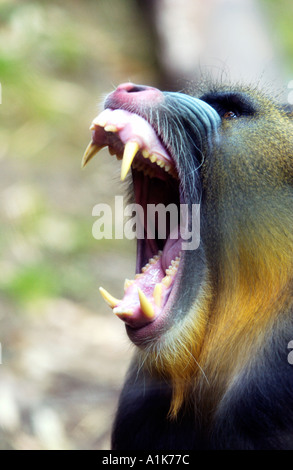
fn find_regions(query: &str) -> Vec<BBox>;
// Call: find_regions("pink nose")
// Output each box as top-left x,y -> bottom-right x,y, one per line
105,82 -> 164,109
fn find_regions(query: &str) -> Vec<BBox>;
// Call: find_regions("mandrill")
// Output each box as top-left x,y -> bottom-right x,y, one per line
82,82 -> 293,450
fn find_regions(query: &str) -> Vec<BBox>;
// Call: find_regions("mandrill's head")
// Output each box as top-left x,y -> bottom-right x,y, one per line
83,82 -> 293,415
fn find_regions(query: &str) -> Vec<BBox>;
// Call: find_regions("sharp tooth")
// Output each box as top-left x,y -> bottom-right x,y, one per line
153,283 -> 162,307
99,287 -> 121,308
138,288 -> 155,319
150,155 -> 157,163
121,141 -> 140,181
82,141 -> 104,168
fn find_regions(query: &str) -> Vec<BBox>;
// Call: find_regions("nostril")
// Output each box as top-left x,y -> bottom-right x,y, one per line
116,83 -> 151,94
105,83 -> 164,109
127,85 -> 149,93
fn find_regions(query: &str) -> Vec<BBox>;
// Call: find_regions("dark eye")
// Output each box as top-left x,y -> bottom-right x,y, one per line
223,111 -> 238,119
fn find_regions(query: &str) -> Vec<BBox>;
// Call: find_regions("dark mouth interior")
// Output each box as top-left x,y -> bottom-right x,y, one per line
132,167 -> 181,272
85,108 -> 183,330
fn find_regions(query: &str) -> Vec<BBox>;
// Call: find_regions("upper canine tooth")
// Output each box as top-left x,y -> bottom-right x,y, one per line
121,141 -> 140,181
82,141 -> 105,168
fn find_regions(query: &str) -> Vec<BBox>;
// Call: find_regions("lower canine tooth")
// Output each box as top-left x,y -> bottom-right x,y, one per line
138,288 -> 155,319
99,287 -> 121,308
153,283 -> 162,307
121,141 -> 140,181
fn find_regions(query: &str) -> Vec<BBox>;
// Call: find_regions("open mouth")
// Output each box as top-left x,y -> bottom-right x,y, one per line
82,85 -> 186,344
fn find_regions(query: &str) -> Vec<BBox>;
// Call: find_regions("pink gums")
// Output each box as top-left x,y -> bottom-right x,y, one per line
114,257 -> 174,328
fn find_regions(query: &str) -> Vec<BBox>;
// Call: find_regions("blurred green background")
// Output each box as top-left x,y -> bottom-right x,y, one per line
0,0 -> 292,450
0,0 -> 159,450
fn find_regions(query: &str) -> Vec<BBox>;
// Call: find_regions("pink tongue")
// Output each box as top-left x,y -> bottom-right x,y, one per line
114,257 -> 173,328
161,226 -> 182,272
